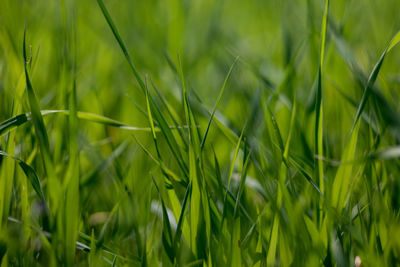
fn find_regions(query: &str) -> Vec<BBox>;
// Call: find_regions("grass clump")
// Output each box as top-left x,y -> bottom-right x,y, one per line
1,0 -> 400,266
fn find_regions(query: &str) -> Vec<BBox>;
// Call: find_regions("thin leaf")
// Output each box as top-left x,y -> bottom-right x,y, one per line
0,151 -> 48,214
351,30 -> 400,132
0,109 -> 195,137
23,25 -> 59,213
152,176 -> 175,263
96,0 -> 145,92
200,57 -> 238,151
173,182 -> 191,248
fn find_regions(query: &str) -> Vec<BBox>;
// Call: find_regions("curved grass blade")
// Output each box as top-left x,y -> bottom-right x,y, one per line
173,182 -> 191,249
320,0 -> 329,68
331,24 -> 400,136
0,107 -> 16,229
152,176 -> 175,263
288,157 -> 323,196
200,57 -> 238,151
266,215 -> 279,265
283,100 -> 296,162
262,102 -> 284,152
233,152 -> 251,218
96,202 -> 119,249
145,84 -> 157,141
64,26 -> 80,263
0,113 -> 30,137
23,25 -> 60,213
151,81 -> 188,149
145,80 -> 185,188
78,231 -> 139,263
97,0 -> 189,176
351,30 -> 400,132
96,0 -> 145,92
263,99 -> 323,196
221,123 -> 246,227
80,141 -> 129,186
331,121 -> 360,210
131,134 -> 185,184
315,0 -> 329,196
0,151 -> 48,214
0,109 -> 196,137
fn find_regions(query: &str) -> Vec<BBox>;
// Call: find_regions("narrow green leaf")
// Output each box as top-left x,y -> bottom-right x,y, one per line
97,202 -> 119,249
0,151 -> 49,214
80,141 -> 129,186
233,152 -> 251,218
23,26 -> 60,213
96,0 -> 145,92
221,123 -> 246,226
64,74 -> 80,265
315,0 -> 329,196
266,215 -> 279,266
152,177 -> 175,263
0,109 -> 196,137
189,141 -> 201,257
145,84 -> 157,140
387,30 -> 400,52
283,100 -> 296,161
320,0 -> 329,67
151,81 -> 188,148
200,57 -> 238,151
173,182 -> 191,248
97,0 -> 189,177
331,121 -> 360,210
352,30 -> 400,131
231,217 -> 242,267
132,135 -> 184,184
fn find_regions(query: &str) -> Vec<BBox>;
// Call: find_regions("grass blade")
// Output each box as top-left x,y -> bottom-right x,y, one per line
96,0 -> 145,92
200,57 -> 238,151
0,109 -> 195,137
351,31 -> 400,132
173,182 -> 191,249
23,26 -> 60,215
315,0 -> 329,197
152,176 -> 174,263
0,151 -> 49,215
64,75 -> 80,265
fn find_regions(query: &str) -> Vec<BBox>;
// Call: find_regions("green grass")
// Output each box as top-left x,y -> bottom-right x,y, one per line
1,0 -> 400,266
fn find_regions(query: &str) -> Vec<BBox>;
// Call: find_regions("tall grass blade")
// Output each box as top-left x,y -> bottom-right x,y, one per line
0,151 -> 49,215
96,0 -> 145,92
351,31 -> 400,132
23,26 -> 60,214
315,0 -> 329,196
200,57 -> 238,151
152,177 -> 174,263
64,76 -> 79,264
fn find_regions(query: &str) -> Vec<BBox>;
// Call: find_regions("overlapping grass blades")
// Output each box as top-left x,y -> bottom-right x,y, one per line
0,151 -> 47,211
315,0 -> 329,198
351,30 -> 400,132
23,26 -> 60,216
0,110 -> 155,137
1,0 -> 399,265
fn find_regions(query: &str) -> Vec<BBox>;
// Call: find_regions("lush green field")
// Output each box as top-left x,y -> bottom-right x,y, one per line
1,0 -> 400,266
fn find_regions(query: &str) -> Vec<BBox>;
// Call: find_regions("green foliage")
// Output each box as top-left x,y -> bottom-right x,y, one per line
1,0 -> 400,265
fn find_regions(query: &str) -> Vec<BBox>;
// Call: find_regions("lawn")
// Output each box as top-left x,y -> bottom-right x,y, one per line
1,0 -> 400,266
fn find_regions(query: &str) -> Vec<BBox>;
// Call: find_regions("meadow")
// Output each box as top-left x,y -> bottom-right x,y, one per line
1,0 -> 400,266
